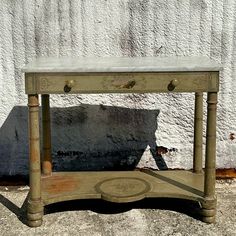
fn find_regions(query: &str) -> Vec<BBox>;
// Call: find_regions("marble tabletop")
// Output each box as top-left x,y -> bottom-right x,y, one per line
23,56 -> 222,73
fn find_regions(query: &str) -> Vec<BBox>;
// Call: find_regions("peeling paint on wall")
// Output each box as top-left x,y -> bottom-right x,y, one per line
229,133 -> 235,141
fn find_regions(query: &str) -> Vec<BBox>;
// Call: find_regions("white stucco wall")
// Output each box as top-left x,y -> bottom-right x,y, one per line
0,0 -> 235,176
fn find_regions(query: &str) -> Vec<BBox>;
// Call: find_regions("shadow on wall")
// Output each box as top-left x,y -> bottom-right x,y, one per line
0,104 -> 166,176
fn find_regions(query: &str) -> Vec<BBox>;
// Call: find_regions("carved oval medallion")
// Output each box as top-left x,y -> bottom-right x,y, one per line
95,177 -> 151,202
39,77 -> 49,91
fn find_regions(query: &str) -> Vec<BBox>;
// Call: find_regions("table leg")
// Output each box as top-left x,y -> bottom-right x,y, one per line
193,92 -> 203,173
201,92 -> 217,223
42,94 -> 52,175
27,94 -> 43,227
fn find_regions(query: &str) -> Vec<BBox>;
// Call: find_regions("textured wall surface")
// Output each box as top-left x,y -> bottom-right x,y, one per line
0,0 -> 236,176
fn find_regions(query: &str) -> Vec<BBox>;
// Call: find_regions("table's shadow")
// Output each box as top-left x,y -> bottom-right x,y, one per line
45,198 -> 201,221
0,192 -> 201,226
0,104 -> 170,174
51,104 -> 168,171
0,192 -> 28,225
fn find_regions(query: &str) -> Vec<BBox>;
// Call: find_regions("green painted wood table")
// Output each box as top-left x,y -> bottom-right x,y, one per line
23,57 -> 221,227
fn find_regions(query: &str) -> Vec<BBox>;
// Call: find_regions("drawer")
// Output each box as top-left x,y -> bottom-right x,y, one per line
25,72 -> 219,94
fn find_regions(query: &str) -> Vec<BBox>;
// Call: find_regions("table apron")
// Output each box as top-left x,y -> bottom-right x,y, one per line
25,72 -> 219,94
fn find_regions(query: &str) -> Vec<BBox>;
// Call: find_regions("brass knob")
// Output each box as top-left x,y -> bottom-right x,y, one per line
171,79 -> 179,87
67,79 -> 75,88
168,79 -> 179,91
64,80 -> 75,93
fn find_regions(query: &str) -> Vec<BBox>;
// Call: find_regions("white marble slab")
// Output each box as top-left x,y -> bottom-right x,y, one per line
23,56 -> 222,73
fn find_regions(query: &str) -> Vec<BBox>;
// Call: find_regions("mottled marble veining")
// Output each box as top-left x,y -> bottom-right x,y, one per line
23,57 -> 221,73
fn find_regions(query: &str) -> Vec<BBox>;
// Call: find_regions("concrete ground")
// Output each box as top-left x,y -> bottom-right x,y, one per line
0,180 -> 236,236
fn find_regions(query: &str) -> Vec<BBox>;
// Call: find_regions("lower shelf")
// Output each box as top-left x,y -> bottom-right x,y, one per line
41,170 -> 205,205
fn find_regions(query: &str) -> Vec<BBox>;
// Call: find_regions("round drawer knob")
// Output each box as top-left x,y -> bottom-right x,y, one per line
168,79 -> 179,91
171,79 -> 179,87
67,79 -> 75,88
64,80 -> 75,93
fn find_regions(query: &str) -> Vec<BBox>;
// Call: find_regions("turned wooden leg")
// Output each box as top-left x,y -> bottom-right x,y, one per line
193,92 -> 203,173
201,92 -> 217,223
28,94 -> 43,227
42,94 -> 52,175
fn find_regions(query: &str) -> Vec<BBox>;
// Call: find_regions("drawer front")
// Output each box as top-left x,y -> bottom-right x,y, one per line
25,72 -> 219,94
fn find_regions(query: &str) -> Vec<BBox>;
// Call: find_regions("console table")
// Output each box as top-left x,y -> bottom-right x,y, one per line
23,57 -> 221,227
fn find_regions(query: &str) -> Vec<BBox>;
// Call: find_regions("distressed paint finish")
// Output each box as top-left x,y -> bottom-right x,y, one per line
41,170 -> 205,205
24,58 -> 220,226
25,71 -> 218,94
27,94 -> 43,227
204,92 -> 218,198
42,94 -> 52,175
201,92 -> 218,223
193,92 -> 203,173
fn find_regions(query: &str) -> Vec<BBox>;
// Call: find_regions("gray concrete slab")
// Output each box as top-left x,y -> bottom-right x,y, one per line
0,180 -> 236,236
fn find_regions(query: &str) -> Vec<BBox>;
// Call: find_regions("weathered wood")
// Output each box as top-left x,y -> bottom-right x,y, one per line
193,92 -> 203,173
41,170 -> 205,205
24,57 -> 220,226
203,91 -> 218,223
25,72 -> 219,94
42,94 -> 52,175
27,95 -> 43,227
204,92 -> 217,197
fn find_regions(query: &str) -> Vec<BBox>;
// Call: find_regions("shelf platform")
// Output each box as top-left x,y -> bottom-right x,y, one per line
41,170 -> 205,205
